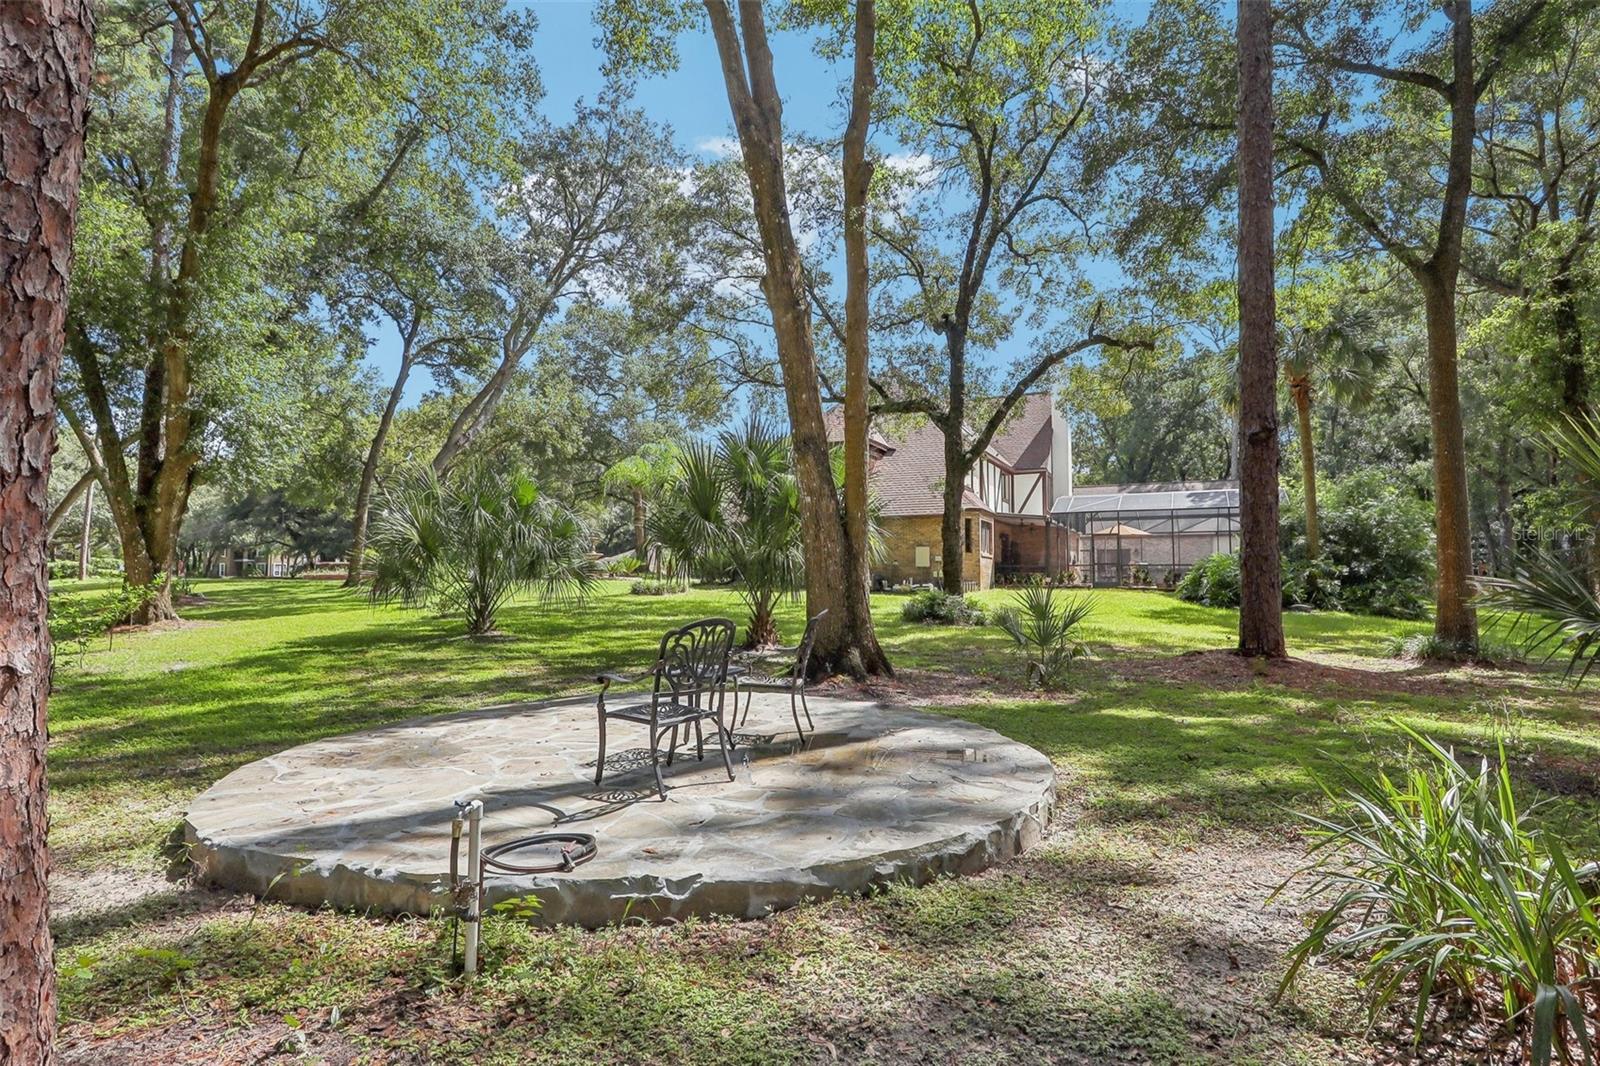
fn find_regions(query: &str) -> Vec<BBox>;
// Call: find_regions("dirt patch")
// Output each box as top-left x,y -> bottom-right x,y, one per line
1104,648 -> 1548,702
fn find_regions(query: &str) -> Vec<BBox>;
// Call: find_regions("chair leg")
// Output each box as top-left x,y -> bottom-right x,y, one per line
789,688 -> 805,739
713,712 -> 734,781
694,717 -> 705,761
740,686 -> 753,727
594,708 -> 607,786
649,724 -> 668,800
799,685 -> 814,730
666,723 -> 678,766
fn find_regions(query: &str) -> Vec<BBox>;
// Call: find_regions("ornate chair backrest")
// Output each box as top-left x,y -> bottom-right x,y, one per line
791,610 -> 829,681
653,618 -> 735,705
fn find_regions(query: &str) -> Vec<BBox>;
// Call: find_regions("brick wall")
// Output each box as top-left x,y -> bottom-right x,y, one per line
877,510 -> 997,589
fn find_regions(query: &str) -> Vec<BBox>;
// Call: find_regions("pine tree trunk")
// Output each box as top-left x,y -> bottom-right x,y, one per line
0,3 -> 93,1061
1293,381 -> 1319,559
1235,0 -> 1285,658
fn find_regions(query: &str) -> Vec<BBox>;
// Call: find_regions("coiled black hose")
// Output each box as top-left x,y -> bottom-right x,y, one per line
481,832 -> 598,874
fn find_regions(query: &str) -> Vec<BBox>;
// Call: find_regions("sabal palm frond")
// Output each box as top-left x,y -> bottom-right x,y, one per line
1480,552 -> 1600,684
998,581 -> 1096,689
649,417 -> 805,645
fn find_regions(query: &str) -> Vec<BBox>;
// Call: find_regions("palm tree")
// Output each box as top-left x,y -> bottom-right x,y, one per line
1283,312 -> 1390,559
600,441 -> 682,568
367,462 -> 598,635
650,419 -> 804,646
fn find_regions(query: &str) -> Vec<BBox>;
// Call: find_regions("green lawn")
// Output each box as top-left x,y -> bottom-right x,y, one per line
47,579 -> 1600,1064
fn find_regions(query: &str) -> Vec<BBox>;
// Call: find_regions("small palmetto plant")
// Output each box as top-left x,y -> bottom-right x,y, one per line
1478,412 -> 1600,685
367,462 -> 598,635
1480,550 -> 1600,685
996,580 -> 1096,689
1277,725 -> 1600,1065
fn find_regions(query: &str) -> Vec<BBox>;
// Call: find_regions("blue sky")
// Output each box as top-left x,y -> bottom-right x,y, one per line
363,1 -> 854,405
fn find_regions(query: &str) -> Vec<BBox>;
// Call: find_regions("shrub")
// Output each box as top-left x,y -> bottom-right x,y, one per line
1282,470 -> 1434,619
1282,556 -> 1343,611
629,578 -> 683,596
603,553 -> 644,576
900,588 -> 987,626
49,580 -> 164,665
996,581 -> 1096,689
1175,552 -> 1241,607
1276,726 -> 1600,1062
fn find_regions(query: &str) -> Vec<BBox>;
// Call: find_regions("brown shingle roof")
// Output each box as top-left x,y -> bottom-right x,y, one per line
989,391 -> 1055,470
824,394 -> 1055,517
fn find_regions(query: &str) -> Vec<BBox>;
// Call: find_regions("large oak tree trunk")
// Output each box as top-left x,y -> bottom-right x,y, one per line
941,429 -> 967,594
1420,274 -> 1478,647
838,0 -> 890,674
1235,0 -> 1285,658
704,0 -> 887,677
0,2 -> 93,1060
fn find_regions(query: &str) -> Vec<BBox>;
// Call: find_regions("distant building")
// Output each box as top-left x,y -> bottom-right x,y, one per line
1051,482 -> 1240,588
831,391 -> 1241,591
831,391 -> 1074,591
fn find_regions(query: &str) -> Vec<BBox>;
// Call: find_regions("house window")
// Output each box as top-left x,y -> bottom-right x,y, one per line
915,545 -> 931,568
980,520 -> 993,556
964,518 -> 973,553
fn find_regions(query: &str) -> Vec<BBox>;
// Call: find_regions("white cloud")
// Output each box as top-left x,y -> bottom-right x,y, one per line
695,135 -> 740,157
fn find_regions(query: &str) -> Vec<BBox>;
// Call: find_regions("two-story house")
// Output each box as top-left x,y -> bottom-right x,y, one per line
836,391 -> 1075,591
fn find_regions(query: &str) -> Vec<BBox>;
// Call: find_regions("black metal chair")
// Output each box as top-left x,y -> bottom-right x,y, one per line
595,618 -> 736,801
730,610 -> 827,740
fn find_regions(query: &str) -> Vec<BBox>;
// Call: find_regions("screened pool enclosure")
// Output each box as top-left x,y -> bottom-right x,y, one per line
1051,482 -> 1240,588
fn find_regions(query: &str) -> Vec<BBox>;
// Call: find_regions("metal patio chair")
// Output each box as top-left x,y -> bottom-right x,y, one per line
594,617 -> 736,800
729,610 -> 827,741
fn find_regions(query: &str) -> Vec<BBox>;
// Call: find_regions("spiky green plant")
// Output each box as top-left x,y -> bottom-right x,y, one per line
1480,553 -> 1600,683
1277,726 -> 1600,1064
367,462 -> 598,635
649,418 -> 804,646
996,581 -> 1096,689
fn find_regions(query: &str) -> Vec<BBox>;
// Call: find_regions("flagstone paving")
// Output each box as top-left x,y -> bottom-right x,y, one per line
184,692 -> 1057,925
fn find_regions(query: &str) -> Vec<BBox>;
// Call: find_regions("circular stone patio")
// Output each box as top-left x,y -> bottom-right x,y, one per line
183,692 -> 1057,926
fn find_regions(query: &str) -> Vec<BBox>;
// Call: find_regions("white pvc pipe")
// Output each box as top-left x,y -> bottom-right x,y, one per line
463,800 -> 483,976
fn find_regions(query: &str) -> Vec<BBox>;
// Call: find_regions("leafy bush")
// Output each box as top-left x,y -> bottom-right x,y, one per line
603,553 -> 644,576
1282,470 -> 1434,619
1277,726 -> 1600,1062
1175,552 -> 1241,607
996,581 -> 1096,689
629,578 -> 683,596
900,588 -> 987,626
1281,556 -> 1343,611
49,580 -> 164,665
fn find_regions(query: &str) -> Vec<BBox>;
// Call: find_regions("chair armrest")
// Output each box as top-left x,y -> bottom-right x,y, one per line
596,662 -> 663,706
